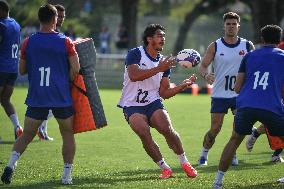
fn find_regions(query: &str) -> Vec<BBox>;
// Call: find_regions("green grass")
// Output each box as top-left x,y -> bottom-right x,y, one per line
0,88 -> 283,189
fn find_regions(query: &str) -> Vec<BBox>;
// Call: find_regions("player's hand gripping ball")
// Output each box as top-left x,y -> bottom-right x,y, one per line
176,49 -> 201,68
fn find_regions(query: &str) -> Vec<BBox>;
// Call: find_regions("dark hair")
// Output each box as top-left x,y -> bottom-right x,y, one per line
261,25 -> 282,44
0,0 -> 9,16
223,12 -> 240,23
142,24 -> 165,46
54,4 -> 65,12
38,4 -> 57,24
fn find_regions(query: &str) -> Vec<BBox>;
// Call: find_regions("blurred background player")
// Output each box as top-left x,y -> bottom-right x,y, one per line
213,24 -> 284,188
246,124 -> 283,162
37,4 -> 66,141
1,4 -> 80,185
118,24 -> 197,179
198,12 -> 254,166
0,0 -> 23,140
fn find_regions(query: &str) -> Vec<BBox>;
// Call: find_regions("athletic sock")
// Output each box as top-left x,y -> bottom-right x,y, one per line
7,151 -> 20,169
178,152 -> 189,164
201,147 -> 209,159
252,129 -> 260,138
9,114 -> 20,129
214,170 -> 225,186
156,158 -> 171,170
63,163 -> 73,178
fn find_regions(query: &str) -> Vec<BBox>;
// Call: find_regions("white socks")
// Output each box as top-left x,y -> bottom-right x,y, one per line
201,147 -> 209,159
8,151 -> 20,169
156,158 -> 171,170
63,163 -> 73,178
39,120 -> 48,132
214,170 -> 225,186
178,152 -> 189,164
9,114 -> 20,129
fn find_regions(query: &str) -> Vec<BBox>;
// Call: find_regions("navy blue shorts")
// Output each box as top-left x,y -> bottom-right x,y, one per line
25,106 -> 74,120
123,99 -> 164,122
0,72 -> 18,87
234,108 -> 284,136
211,97 -> 236,114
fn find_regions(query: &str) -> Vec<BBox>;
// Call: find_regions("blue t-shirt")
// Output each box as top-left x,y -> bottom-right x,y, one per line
237,46 -> 284,115
24,32 -> 72,107
0,17 -> 21,73
125,46 -> 171,77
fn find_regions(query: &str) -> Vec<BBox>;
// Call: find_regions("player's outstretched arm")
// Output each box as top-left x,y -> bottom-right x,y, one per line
198,42 -> 215,84
127,56 -> 176,82
159,74 -> 197,99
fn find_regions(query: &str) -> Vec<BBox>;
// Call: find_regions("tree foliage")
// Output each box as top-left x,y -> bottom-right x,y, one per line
173,0 -> 284,54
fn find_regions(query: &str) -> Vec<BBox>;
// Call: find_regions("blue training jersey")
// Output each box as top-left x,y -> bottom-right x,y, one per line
24,32 -> 72,107
237,46 -> 284,115
0,17 -> 21,73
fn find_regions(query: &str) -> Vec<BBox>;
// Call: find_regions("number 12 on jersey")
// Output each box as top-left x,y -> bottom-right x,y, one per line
253,71 -> 269,90
39,67 -> 50,86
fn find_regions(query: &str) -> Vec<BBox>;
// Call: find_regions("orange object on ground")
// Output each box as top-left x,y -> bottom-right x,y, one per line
191,84 -> 199,96
265,127 -> 284,150
207,84 -> 213,95
71,74 -> 96,134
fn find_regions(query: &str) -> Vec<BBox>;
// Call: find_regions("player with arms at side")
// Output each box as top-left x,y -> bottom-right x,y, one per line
1,4 -> 80,185
118,24 -> 197,179
37,4 -> 66,141
213,25 -> 284,188
0,0 -> 23,141
198,12 -> 254,166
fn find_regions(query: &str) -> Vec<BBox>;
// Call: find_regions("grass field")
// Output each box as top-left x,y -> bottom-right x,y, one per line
0,87 -> 283,189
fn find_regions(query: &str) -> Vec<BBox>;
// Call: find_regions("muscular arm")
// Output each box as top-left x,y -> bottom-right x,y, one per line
198,42 -> 215,84
234,72 -> 245,94
159,75 -> 197,99
128,56 -> 175,82
68,54 -> 80,81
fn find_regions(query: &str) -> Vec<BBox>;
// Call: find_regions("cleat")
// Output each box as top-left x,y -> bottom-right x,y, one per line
198,156 -> 207,166
213,183 -> 223,189
231,155 -> 238,166
246,127 -> 257,152
182,162 -> 197,178
159,169 -> 173,179
1,166 -> 13,184
277,177 -> 284,183
14,126 -> 23,140
271,155 -> 284,163
62,175 -> 73,185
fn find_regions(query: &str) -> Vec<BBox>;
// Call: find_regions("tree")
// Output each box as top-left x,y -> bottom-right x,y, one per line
173,0 -> 284,54
119,0 -> 139,48
245,0 -> 284,43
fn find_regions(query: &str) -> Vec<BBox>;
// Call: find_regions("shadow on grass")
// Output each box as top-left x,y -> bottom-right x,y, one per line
233,182 -> 284,189
192,160 -> 266,173
0,168 -> 168,189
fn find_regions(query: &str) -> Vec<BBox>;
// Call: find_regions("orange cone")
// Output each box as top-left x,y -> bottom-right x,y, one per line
191,84 -> 199,96
207,84 -> 213,95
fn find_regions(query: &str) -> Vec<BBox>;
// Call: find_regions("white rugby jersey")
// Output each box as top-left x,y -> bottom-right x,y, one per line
118,46 -> 166,108
212,37 -> 250,98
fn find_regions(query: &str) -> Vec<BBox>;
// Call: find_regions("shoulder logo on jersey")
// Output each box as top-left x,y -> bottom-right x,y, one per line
239,50 -> 245,56
220,53 -> 224,56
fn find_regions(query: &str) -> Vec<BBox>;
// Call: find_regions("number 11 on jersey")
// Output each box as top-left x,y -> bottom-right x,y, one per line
39,67 -> 50,87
